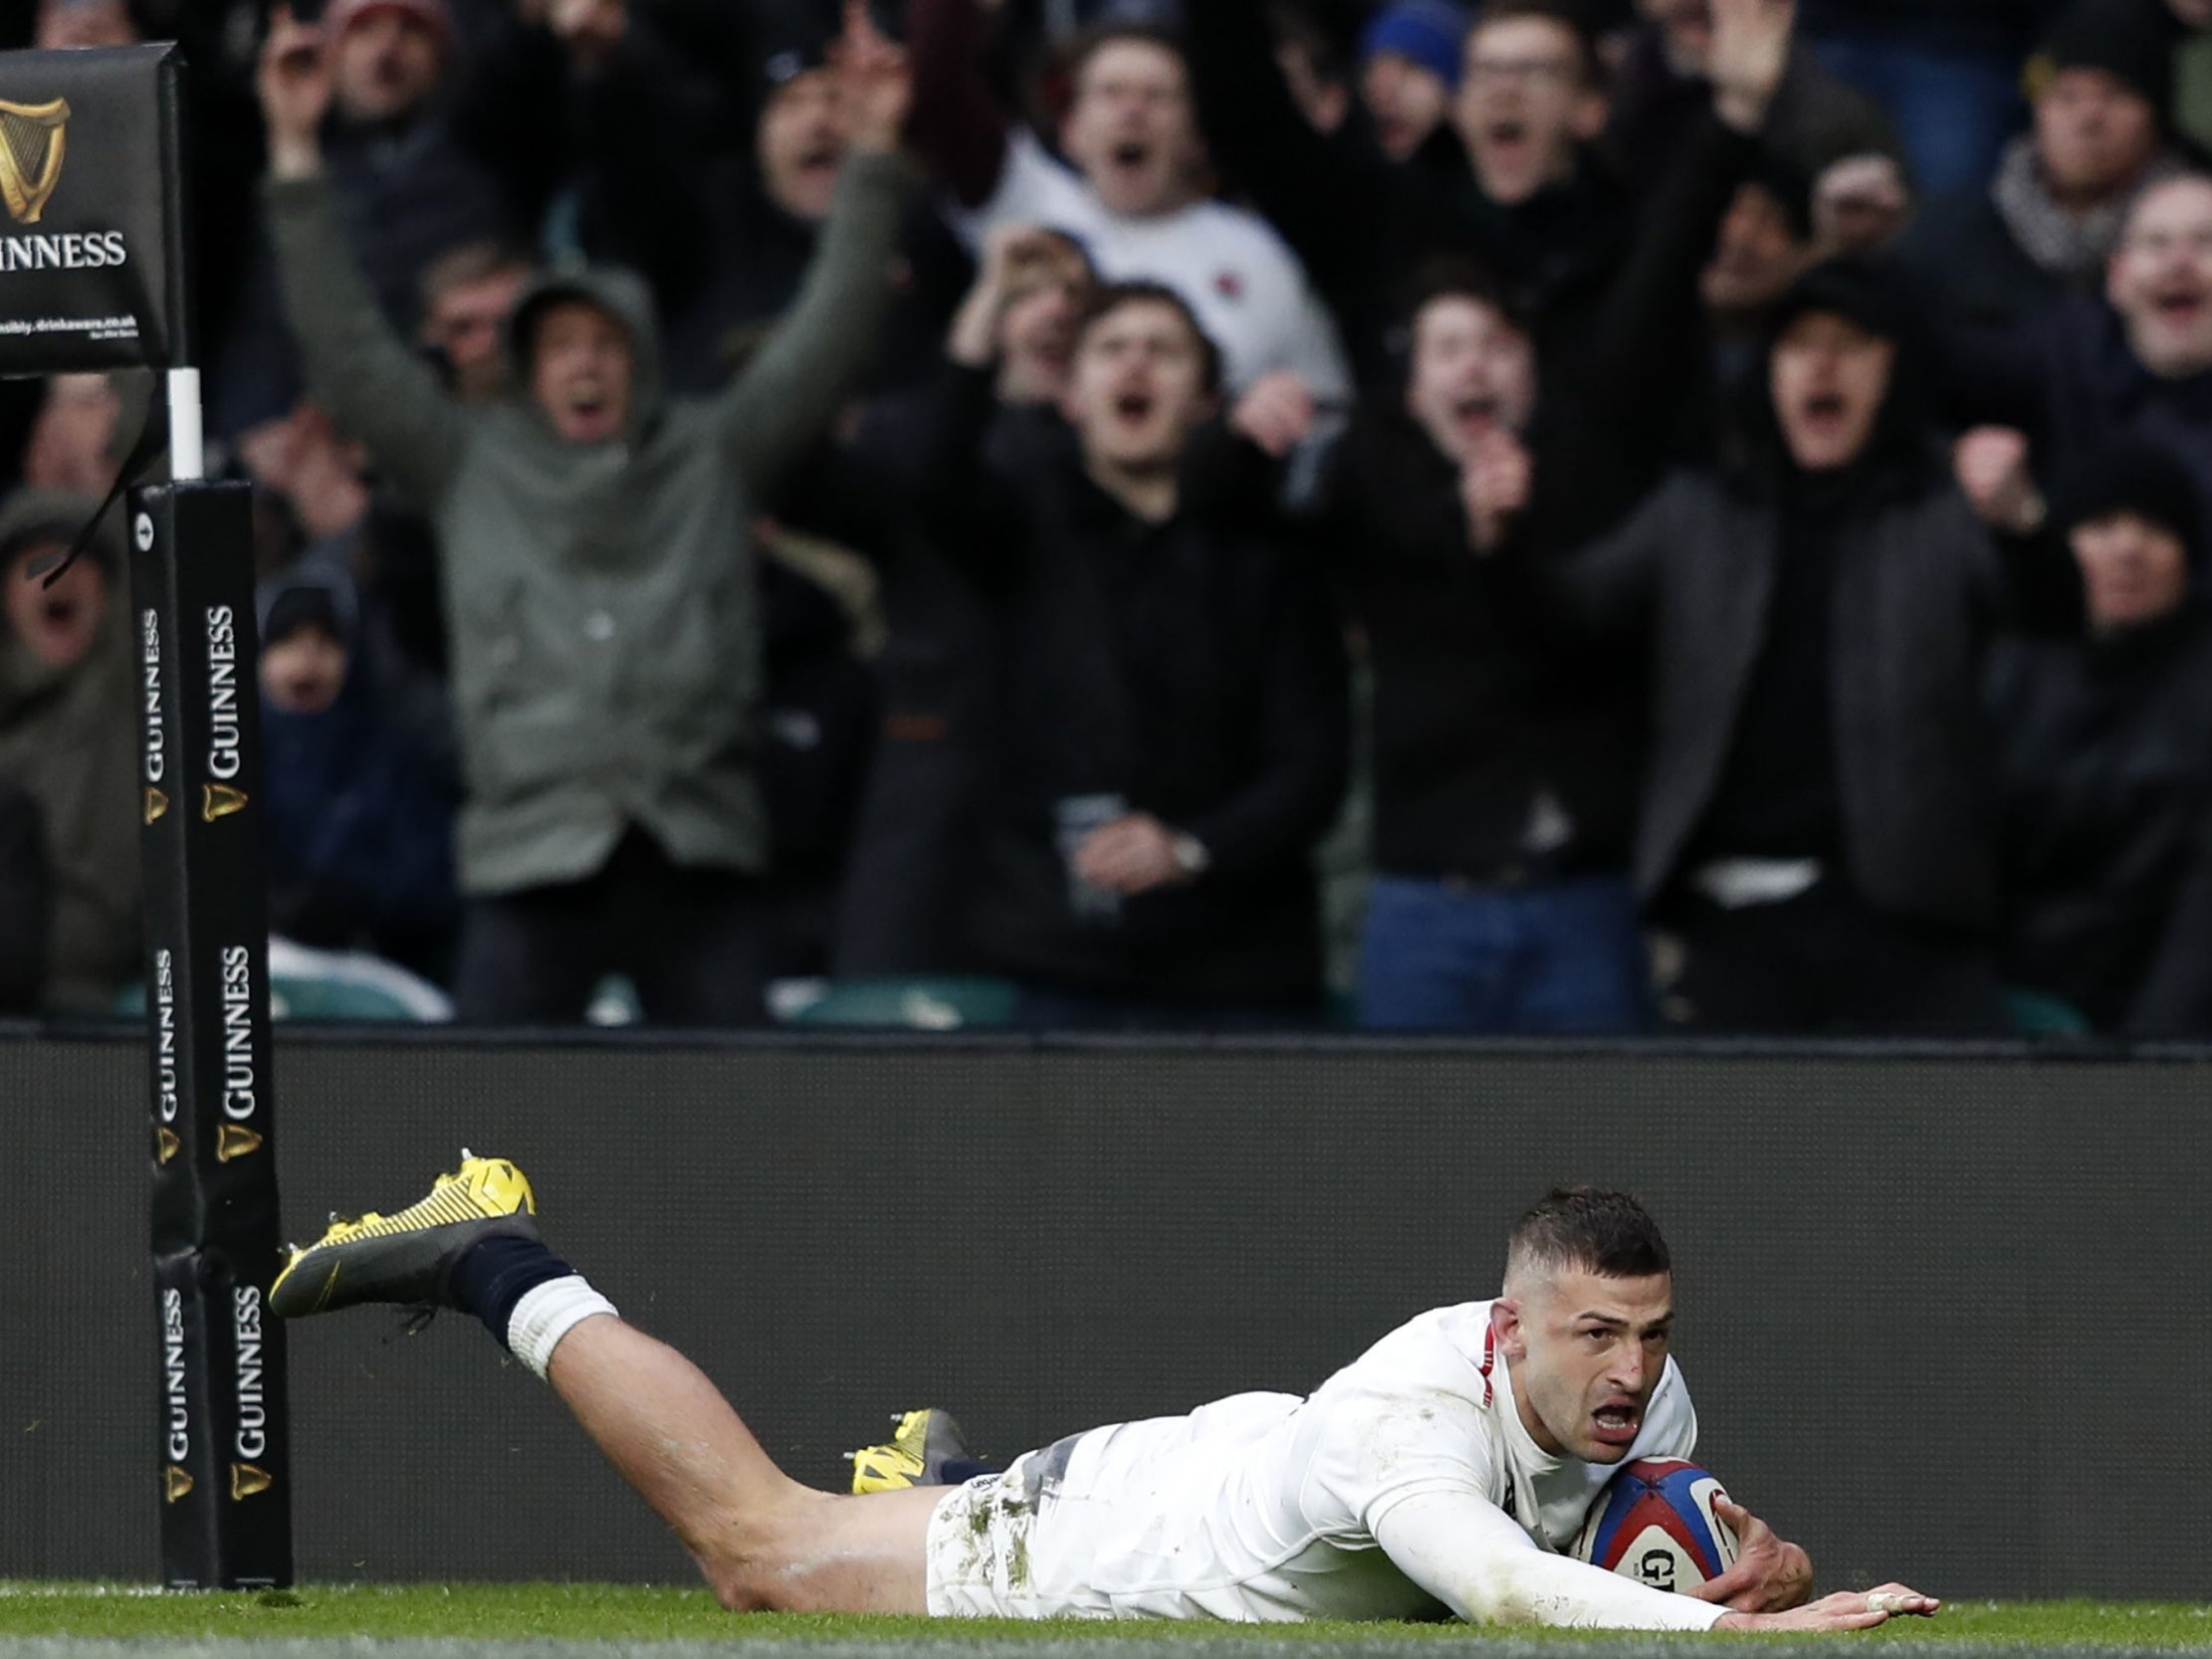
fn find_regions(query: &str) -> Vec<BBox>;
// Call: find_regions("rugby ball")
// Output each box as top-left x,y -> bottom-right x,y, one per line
1570,1458 -> 1738,1593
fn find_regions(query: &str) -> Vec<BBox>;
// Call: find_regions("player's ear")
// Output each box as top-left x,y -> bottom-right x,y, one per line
1491,1297 -> 1526,1360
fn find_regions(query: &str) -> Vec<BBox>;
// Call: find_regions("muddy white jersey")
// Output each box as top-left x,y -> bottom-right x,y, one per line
925,1299 -> 1724,1628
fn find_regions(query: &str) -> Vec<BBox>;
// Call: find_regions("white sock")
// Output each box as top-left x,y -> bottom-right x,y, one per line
506,1275 -> 618,1380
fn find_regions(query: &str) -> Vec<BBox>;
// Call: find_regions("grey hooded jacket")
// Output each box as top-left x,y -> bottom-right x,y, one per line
264,152 -> 911,896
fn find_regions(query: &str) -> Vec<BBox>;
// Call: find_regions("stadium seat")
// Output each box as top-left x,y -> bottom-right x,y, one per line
2004,988 -> 2092,1038
115,937 -> 454,1023
773,976 -> 1019,1030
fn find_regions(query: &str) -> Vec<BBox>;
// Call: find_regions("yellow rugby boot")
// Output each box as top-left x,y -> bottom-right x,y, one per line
848,1407 -> 973,1494
270,1150 -> 538,1319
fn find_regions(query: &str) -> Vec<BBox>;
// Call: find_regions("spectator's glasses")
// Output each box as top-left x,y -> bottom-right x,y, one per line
1462,57 -> 1581,89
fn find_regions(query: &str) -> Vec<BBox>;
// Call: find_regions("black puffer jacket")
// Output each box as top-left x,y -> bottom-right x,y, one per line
1989,607 -> 2212,1032
923,371 -> 1350,1004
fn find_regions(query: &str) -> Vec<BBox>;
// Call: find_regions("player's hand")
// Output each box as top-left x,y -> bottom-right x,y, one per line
1073,814 -> 1191,896
832,0 -> 912,154
259,7 -> 332,176
1230,372 -> 1317,459
1706,0 -> 1795,133
1954,426 -> 2046,535
1686,1498 -> 1813,1612
1714,1582 -> 1940,1631
1459,429 -> 1532,554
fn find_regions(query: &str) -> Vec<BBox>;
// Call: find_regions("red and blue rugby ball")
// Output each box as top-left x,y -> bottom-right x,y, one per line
1570,1458 -> 1739,1593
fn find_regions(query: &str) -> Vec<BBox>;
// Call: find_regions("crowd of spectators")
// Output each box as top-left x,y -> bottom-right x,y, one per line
4,0 -> 2212,1037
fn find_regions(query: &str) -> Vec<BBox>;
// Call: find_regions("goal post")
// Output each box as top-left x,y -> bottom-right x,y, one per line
0,42 -> 293,1588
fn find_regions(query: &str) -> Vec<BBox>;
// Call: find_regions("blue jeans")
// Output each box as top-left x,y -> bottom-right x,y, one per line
1357,874 -> 1648,1034
1807,30 -> 2025,198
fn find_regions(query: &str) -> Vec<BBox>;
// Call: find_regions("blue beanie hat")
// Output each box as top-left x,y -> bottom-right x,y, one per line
1360,0 -> 1471,90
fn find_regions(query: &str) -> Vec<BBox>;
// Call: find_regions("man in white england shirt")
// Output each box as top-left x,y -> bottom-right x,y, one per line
271,1167 -> 1936,1631
905,0 -> 1352,400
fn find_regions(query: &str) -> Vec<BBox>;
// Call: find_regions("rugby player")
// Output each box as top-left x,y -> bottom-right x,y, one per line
273,1164 -> 1935,1630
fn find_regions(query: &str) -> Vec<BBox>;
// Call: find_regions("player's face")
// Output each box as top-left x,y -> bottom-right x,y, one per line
1495,1267 -> 1672,1464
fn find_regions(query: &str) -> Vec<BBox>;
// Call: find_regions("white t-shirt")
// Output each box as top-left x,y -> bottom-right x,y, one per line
929,1299 -> 1728,1628
952,128 -> 1352,400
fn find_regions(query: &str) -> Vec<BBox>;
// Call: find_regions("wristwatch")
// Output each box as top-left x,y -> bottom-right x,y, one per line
1171,831 -> 1212,878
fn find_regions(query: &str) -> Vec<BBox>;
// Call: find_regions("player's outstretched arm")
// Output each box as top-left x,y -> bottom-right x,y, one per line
1686,1497 -> 1814,1612
1373,1491 -> 1731,1631
1713,1584 -> 1940,1631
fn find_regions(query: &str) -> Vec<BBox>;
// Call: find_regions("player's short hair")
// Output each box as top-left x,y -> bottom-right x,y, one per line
1504,1187 -> 1671,1288
1074,280 -> 1224,395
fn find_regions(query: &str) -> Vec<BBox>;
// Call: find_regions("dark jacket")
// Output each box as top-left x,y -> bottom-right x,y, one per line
265,153 -> 912,896
1185,0 -> 1636,389
258,566 -> 462,967
781,368 -> 1074,975
1607,31 -> 1904,195
0,492 -> 139,1013
924,370 -> 1350,1003
1936,300 -> 2212,535
0,772 -> 45,1014
1314,408 -> 1642,883
1988,606 -> 2212,1032
1540,455 -> 2052,928
571,12 -> 967,397
1895,186 -> 2073,335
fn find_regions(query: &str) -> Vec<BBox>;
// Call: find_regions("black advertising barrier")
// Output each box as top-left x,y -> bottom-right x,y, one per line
0,44 -> 187,372
133,484 -> 294,1589
0,41 -> 294,1587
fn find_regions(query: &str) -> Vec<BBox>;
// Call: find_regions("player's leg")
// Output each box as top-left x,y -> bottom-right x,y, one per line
271,1154 -> 942,1614
543,1315 -> 942,1611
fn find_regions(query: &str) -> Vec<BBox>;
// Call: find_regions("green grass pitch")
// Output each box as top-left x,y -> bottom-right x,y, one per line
3,1586 -> 2211,1656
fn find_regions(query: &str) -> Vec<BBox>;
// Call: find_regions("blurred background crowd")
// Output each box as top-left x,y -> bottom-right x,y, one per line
4,0 -> 2212,1037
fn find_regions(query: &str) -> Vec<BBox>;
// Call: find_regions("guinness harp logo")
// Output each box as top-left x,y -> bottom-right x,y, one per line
216,1124 -> 263,1162
155,1126 -> 179,1163
144,786 -> 168,825
0,99 -> 70,226
202,783 -> 248,822
229,1463 -> 273,1500
162,1464 -> 194,1503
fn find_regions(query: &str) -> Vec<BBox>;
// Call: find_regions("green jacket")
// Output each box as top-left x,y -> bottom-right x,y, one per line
0,490 -> 140,1013
264,153 -> 912,896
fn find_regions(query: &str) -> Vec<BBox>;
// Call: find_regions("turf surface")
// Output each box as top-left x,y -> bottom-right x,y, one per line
2,1586 -> 2211,1654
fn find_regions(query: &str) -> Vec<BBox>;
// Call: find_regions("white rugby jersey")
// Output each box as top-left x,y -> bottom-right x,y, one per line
1005,1300 -> 1727,1628
950,127 -> 1353,401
